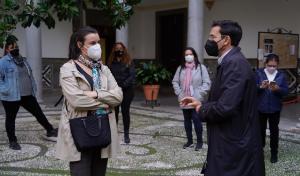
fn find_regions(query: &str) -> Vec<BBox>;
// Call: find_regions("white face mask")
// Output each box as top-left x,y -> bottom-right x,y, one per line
266,66 -> 276,74
87,43 -> 102,61
185,55 -> 194,63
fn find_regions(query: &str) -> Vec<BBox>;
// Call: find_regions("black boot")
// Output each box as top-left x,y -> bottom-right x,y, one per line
9,141 -> 21,150
271,149 -> 278,163
270,153 -> 278,163
195,142 -> 203,151
183,141 -> 193,149
124,133 -> 130,144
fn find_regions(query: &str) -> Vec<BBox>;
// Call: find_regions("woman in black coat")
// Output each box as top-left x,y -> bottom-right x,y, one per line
108,42 -> 135,144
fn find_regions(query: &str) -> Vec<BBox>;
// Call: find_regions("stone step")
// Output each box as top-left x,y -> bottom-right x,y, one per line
279,130 -> 300,144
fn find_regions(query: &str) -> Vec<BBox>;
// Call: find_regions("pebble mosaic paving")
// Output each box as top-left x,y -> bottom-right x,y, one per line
0,111 -> 299,176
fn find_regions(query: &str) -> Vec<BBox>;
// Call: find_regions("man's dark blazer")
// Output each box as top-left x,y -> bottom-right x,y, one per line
200,47 -> 265,176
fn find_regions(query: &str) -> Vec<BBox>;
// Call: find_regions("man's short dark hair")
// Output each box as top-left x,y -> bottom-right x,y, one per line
212,20 -> 242,46
265,53 -> 279,64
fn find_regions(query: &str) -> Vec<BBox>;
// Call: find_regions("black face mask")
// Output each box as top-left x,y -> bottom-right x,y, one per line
115,50 -> 124,57
204,40 -> 219,57
10,48 -> 20,57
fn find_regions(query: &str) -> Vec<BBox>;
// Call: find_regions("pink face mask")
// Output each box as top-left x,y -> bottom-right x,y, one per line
266,66 -> 276,74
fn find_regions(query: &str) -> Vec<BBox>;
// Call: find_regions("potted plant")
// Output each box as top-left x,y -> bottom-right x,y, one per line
136,61 -> 171,105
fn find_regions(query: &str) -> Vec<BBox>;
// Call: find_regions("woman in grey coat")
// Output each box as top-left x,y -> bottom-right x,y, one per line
172,47 -> 211,151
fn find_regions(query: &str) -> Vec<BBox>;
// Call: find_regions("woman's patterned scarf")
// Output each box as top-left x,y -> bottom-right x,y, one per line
77,55 -> 106,115
78,55 -> 101,69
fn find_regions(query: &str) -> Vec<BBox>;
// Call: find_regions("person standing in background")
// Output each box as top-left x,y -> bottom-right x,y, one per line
0,35 -> 57,150
108,42 -> 135,144
256,53 -> 288,163
172,47 -> 211,151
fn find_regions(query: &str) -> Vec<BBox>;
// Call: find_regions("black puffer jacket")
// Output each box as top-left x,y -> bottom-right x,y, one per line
109,60 -> 135,89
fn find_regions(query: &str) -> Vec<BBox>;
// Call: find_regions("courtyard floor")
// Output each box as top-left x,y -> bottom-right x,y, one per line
0,106 -> 299,176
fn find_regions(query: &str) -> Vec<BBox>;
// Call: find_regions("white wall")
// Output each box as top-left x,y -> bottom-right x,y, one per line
4,20 -> 72,58
129,0 -> 300,59
203,0 -> 300,58
41,20 -> 72,58
128,10 -> 156,59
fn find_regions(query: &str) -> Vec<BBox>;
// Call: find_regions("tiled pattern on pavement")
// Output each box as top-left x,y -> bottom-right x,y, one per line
0,107 -> 299,176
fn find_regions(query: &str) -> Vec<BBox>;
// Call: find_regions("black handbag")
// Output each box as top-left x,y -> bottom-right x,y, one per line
69,114 -> 111,152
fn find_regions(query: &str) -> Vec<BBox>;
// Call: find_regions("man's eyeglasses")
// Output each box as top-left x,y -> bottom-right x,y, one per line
208,35 -> 227,41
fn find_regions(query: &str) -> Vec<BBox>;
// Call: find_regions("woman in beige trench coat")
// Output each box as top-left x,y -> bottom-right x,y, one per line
56,26 -> 123,176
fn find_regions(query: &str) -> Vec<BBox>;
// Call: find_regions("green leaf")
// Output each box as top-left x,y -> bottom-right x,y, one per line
0,0 -> 141,41
33,16 -> 41,27
136,61 -> 171,85
44,15 -> 55,29
123,5 -> 132,12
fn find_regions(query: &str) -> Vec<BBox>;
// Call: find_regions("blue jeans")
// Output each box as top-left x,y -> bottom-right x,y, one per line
182,109 -> 203,144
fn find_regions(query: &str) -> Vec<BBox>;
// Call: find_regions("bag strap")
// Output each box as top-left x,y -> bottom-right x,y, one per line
199,64 -> 204,85
75,62 -> 93,90
178,66 -> 182,87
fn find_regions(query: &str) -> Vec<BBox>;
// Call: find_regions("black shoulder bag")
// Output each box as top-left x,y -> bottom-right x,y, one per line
69,113 -> 111,152
69,63 -> 111,152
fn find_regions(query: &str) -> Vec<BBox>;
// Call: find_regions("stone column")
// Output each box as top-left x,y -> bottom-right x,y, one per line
187,0 -> 204,62
116,23 -> 129,47
25,25 -> 43,102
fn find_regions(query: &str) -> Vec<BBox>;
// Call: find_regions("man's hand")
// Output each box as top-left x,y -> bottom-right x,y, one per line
180,97 -> 202,112
83,91 -> 97,98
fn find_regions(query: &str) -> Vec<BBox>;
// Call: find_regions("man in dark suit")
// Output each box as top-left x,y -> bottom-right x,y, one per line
181,20 -> 265,176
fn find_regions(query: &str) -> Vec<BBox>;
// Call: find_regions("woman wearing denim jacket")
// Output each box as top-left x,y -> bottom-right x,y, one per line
0,36 -> 57,150
172,47 -> 211,151
256,54 -> 288,163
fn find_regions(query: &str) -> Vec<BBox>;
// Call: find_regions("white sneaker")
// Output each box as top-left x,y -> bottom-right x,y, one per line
43,128 -> 58,142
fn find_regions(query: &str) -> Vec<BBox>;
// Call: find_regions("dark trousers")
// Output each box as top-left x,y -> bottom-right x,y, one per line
182,109 -> 203,144
69,150 -> 108,176
1,95 -> 54,142
259,111 -> 280,155
115,87 -> 134,135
